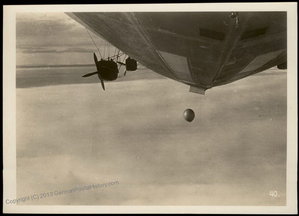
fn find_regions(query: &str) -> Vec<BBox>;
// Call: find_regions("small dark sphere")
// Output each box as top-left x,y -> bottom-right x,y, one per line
183,109 -> 195,122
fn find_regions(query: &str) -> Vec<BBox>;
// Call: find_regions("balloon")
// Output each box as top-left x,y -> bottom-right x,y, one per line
183,109 -> 195,122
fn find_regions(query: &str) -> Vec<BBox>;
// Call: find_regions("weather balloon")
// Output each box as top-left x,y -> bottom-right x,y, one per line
183,109 -> 195,122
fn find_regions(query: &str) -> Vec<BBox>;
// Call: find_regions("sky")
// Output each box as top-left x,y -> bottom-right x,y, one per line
16,13 -> 114,66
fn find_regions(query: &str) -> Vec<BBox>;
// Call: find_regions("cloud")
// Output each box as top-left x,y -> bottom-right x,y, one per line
16,13 -> 110,65
16,12 -> 106,48
16,13 -> 81,37
16,75 -> 286,205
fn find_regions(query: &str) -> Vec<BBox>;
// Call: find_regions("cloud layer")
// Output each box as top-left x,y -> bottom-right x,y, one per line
17,72 -> 287,205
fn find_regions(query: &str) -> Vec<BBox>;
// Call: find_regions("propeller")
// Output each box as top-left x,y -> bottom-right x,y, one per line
93,53 -> 106,91
82,53 -> 105,91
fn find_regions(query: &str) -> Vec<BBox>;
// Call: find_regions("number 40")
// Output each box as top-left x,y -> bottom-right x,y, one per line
269,190 -> 279,198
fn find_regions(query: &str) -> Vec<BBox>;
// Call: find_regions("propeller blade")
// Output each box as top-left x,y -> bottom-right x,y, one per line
99,79 -> 105,91
98,73 -> 105,91
90,53 -> 105,91
82,71 -> 98,77
93,53 -> 98,64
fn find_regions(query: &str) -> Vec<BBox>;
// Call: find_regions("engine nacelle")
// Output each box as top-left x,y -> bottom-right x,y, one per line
98,59 -> 119,81
277,62 -> 287,70
125,57 -> 137,71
